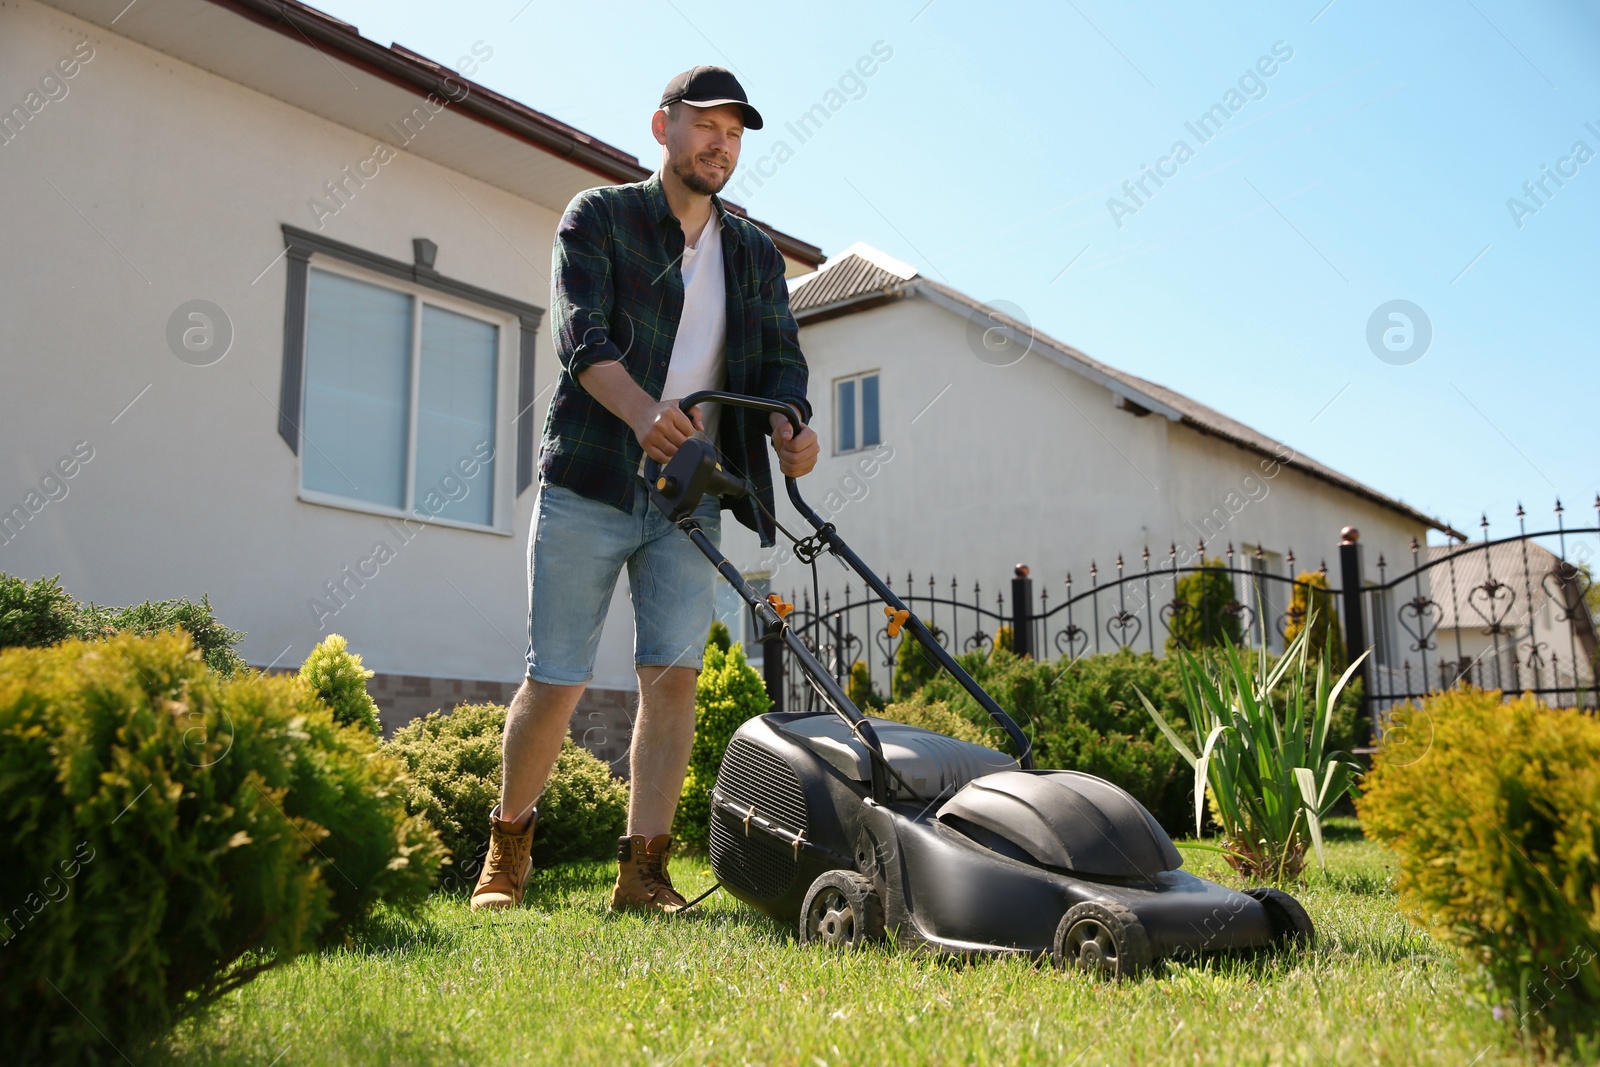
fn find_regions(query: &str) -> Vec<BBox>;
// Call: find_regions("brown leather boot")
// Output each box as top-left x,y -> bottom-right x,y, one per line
469,805 -> 536,910
611,833 -> 688,913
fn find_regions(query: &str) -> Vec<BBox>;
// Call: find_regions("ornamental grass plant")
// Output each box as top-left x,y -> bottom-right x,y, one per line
1137,615 -> 1366,882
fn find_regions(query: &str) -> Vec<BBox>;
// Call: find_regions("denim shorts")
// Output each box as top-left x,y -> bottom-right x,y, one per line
525,480 -> 722,685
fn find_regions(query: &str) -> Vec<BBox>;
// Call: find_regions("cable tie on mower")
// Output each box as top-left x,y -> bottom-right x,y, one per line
743,805 -> 756,836
884,606 -> 910,637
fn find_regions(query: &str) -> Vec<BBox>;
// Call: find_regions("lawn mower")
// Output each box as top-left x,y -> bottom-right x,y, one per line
644,391 -> 1315,975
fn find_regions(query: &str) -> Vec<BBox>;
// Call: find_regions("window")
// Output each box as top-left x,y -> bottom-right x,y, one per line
834,371 -> 880,454
277,226 -> 545,533
302,267 -> 501,527
1245,547 -> 1284,652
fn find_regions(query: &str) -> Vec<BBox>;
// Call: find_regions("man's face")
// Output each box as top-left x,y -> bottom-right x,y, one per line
657,102 -> 743,195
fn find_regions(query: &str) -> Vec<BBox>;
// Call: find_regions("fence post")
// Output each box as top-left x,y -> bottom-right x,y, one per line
1337,526 -> 1374,746
1012,564 -> 1034,658
763,635 -> 784,713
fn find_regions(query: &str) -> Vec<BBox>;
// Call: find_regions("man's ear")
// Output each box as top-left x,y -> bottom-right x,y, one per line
651,108 -> 669,146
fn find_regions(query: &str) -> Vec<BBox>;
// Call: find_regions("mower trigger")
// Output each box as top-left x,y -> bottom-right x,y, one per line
767,593 -> 794,619
884,606 -> 910,637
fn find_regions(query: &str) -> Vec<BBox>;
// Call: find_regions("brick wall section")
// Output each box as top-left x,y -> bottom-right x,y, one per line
367,672 -> 640,779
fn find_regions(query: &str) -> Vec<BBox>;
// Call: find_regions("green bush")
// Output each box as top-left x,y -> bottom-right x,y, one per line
1165,559 -> 1243,654
892,622 -> 943,701
673,642 -> 771,849
0,572 -> 247,677
0,573 -> 79,648
1359,689 -> 1600,1056
298,634 -> 382,736
889,646 -> 1363,836
706,619 -> 732,653
0,631 -> 443,1064
386,703 -> 628,886
876,698 -> 989,745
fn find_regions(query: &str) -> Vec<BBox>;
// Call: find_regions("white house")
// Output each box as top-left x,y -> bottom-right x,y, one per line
0,0 -> 821,761
710,244 -> 1462,700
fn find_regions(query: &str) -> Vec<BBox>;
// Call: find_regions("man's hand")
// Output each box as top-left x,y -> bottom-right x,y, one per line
632,399 -> 705,464
769,412 -> 820,478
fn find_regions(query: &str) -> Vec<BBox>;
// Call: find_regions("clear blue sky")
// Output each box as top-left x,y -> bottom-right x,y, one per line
316,0 -> 1598,546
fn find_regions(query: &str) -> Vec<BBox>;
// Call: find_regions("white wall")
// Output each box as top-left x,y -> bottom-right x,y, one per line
0,0 -> 589,687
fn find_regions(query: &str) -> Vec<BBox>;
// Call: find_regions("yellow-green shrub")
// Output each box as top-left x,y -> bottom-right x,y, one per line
0,631 -> 443,1064
877,697 -> 990,745
298,633 -> 382,736
1358,689 -> 1600,1054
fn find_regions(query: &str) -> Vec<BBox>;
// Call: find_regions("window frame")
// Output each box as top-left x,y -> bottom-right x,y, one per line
277,225 -> 544,536
832,369 -> 881,456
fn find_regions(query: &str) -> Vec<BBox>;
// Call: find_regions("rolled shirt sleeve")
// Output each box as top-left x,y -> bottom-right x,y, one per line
550,192 -> 627,388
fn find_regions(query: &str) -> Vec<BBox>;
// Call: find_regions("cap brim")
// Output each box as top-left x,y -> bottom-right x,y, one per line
678,96 -> 763,130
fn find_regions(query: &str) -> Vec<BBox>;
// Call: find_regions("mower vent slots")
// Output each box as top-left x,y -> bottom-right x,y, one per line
710,737 -> 810,899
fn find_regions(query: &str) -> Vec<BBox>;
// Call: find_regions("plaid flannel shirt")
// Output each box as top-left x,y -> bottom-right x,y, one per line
539,172 -> 812,548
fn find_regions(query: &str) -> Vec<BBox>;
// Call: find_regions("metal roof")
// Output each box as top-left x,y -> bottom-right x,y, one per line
1422,540 -> 1571,631
788,249 -> 1463,538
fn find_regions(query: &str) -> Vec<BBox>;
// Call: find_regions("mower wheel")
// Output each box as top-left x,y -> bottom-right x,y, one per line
1244,887 -> 1315,949
1051,901 -> 1151,978
799,870 -> 885,948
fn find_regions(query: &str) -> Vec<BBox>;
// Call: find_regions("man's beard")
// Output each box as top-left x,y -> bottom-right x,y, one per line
671,152 -> 734,195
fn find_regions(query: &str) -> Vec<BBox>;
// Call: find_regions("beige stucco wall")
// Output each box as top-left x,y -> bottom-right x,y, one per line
0,0 -> 601,689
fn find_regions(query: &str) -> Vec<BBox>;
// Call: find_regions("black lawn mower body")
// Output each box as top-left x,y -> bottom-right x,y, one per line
648,392 -> 1314,973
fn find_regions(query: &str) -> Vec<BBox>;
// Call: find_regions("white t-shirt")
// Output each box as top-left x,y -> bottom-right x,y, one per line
660,209 -> 728,443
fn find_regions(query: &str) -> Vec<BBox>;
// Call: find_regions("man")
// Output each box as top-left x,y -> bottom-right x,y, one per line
471,66 -> 820,913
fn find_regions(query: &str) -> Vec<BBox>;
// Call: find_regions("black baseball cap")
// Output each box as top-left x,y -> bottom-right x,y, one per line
659,65 -> 763,130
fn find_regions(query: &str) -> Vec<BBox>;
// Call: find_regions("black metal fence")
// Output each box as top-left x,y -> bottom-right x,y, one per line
758,499 -> 1600,737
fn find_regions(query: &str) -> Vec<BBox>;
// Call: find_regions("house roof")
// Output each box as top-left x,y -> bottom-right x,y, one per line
41,0 -> 824,269
789,246 -> 1464,539
1423,540 -> 1577,631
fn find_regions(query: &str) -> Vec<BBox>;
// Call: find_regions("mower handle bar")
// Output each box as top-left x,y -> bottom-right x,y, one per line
675,390 -> 1034,769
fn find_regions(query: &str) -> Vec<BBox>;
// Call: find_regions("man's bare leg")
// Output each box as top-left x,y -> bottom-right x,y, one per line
626,664 -> 699,838
499,677 -> 587,827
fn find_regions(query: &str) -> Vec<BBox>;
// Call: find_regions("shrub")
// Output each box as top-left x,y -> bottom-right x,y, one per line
386,703 -> 628,886
0,573 -> 79,648
1283,575 -> 1346,672
993,624 -> 1014,655
298,634 -> 382,736
1139,626 -> 1366,882
673,643 -> 771,849
0,572 -> 248,677
892,622 -> 944,701
902,648 -> 1194,831
1359,689 -> 1600,1055
706,619 -> 732,653
876,698 -> 989,745
848,660 -> 886,712
0,631 -> 442,1064
1165,559 -> 1243,654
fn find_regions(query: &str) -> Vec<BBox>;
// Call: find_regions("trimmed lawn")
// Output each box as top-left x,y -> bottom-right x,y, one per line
158,825 -> 1540,1066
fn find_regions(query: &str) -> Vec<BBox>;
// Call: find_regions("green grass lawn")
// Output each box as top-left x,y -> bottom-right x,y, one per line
156,823 -> 1542,1067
